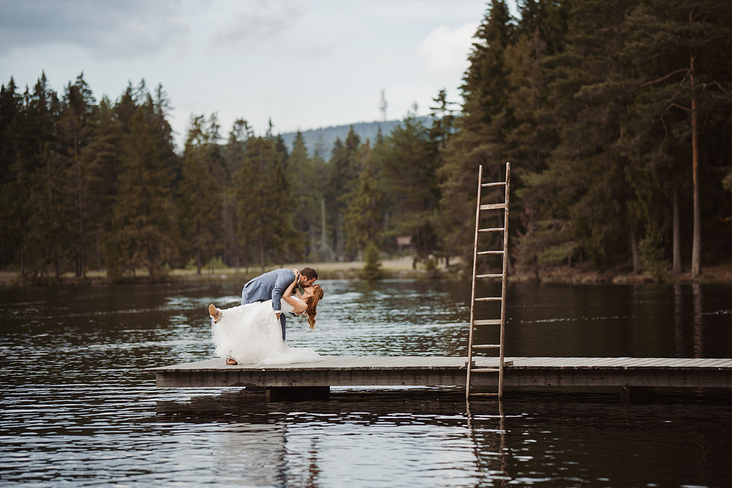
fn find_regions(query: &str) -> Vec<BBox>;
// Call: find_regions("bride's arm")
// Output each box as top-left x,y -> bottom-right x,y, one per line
290,268 -> 305,298
282,274 -> 307,313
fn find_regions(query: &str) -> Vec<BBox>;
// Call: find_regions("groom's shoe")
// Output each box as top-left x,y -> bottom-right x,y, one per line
209,304 -> 223,323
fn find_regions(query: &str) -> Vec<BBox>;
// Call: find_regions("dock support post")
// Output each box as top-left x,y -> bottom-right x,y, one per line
266,386 -> 330,402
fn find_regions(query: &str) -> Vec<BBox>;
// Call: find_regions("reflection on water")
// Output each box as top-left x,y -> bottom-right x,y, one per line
1,280 -> 731,486
214,422 -> 288,486
152,390 -> 732,487
693,282 -> 704,357
154,391 -> 512,487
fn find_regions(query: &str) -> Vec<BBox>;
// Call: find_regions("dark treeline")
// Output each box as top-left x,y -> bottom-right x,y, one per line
1,0 -> 731,283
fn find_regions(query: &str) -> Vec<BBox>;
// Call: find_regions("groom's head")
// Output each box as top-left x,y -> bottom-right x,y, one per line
299,267 -> 318,287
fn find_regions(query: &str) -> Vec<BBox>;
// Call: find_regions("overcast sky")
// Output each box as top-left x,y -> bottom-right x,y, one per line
0,0 -> 514,150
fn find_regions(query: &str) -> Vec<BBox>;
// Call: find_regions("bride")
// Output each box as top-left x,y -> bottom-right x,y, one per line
209,272 -> 324,365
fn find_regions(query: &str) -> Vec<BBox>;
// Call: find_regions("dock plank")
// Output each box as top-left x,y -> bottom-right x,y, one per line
151,356 -> 732,390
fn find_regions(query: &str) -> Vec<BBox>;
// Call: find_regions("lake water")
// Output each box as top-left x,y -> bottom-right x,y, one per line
1,280 -> 731,486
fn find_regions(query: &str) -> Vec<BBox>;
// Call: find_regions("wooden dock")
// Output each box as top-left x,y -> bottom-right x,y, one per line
151,356 -> 732,392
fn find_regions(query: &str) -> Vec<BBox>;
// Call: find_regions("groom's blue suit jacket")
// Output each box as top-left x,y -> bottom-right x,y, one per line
241,268 -> 296,314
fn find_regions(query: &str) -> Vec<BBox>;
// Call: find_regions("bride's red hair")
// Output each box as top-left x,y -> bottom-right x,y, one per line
304,284 -> 324,329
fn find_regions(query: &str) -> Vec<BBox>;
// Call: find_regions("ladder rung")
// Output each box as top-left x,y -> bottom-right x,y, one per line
468,392 -> 500,397
480,203 -> 506,211
482,182 -> 506,188
475,297 -> 502,302
478,227 -> 505,233
473,319 -> 502,326
472,344 -> 501,350
470,368 -> 501,373
476,273 -> 503,279
477,250 -> 504,255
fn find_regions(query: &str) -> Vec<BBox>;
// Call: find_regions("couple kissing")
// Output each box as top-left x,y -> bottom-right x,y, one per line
209,267 -> 324,366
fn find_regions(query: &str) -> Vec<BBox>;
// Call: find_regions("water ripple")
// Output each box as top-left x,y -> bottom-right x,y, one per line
1,281 -> 731,486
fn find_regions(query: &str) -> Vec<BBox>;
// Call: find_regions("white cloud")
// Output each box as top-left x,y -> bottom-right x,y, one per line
378,52 -> 393,69
0,0 -> 493,149
211,0 -> 302,49
0,0 -> 190,59
418,22 -> 478,81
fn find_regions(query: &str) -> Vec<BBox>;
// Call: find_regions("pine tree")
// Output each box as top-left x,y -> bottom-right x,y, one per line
0,77 -> 25,269
438,1 -> 515,266
325,127 -> 361,260
310,134 -> 333,262
269,161 -> 303,266
377,110 -> 440,264
178,114 -> 222,275
288,130 -> 326,260
22,74 -> 72,280
153,84 -> 183,196
108,96 -> 177,282
428,89 -> 458,150
222,118 -> 251,269
501,0 -> 568,273
520,0 -> 640,272
24,142 -> 71,281
82,95 -> 123,270
288,131 -> 309,242
518,0 -> 568,56
60,73 -> 95,278
23,73 -> 60,170
504,0 -> 567,175
116,83 -> 137,133
235,139 -> 260,273
343,142 -> 384,254
237,136 -> 297,271
622,0 -> 732,276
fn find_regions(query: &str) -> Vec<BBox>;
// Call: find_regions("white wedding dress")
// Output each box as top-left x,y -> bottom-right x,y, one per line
211,299 -> 321,365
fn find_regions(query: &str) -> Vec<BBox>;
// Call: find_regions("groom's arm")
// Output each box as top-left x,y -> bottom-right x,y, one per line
271,269 -> 296,315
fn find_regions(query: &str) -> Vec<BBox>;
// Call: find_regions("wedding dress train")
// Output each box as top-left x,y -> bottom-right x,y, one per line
211,299 -> 321,365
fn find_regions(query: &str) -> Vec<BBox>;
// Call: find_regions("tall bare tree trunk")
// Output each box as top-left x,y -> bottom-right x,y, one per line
630,231 -> 640,274
690,46 -> 701,278
74,126 -> 86,279
47,156 -> 59,280
75,158 -> 85,278
672,184 -> 682,274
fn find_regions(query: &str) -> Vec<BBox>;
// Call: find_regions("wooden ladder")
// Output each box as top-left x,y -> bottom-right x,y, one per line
466,163 -> 511,400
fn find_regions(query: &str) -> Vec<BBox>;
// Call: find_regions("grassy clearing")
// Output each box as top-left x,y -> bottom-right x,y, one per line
0,256 -> 453,286
3,255 -> 731,286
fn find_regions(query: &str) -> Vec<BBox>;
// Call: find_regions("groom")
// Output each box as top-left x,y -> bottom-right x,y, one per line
241,267 -> 318,340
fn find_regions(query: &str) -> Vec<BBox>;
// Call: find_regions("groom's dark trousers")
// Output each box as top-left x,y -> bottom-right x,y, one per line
241,268 -> 296,341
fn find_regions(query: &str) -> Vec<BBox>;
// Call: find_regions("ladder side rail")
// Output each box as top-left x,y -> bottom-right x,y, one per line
498,162 -> 511,398
466,165 -> 484,401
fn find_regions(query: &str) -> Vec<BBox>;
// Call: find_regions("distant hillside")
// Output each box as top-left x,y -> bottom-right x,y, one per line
280,117 -> 432,159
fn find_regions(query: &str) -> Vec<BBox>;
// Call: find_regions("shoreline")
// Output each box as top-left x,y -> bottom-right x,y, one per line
2,256 -> 731,287
509,260 -> 732,285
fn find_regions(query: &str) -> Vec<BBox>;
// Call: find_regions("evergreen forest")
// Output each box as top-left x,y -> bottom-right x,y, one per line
1,0 -> 731,283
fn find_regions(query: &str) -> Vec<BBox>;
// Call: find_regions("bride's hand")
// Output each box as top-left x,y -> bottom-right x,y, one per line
284,272 -> 299,298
